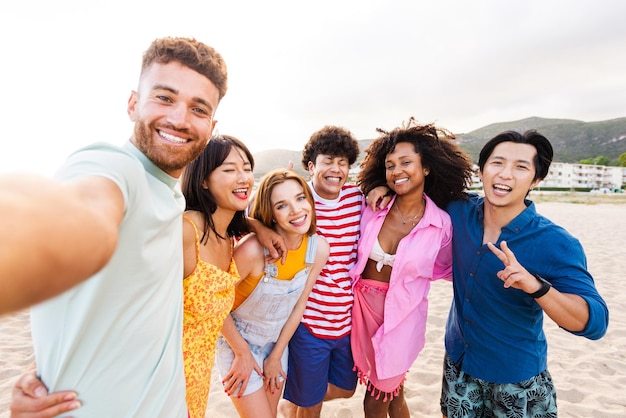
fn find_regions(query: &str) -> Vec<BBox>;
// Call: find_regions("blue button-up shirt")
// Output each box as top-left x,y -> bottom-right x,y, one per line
444,194 -> 609,383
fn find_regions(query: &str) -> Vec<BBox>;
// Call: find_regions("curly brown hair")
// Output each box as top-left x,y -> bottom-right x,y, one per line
301,126 -> 360,170
141,37 -> 228,101
358,118 -> 473,209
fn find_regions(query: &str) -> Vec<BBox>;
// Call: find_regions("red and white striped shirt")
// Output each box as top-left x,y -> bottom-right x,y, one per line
302,182 -> 362,339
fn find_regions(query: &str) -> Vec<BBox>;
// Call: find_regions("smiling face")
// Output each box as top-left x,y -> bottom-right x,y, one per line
479,141 -> 541,213
127,61 -> 220,177
205,146 -> 254,213
270,179 -> 313,238
385,142 -> 429,197
307,154 -> 350,200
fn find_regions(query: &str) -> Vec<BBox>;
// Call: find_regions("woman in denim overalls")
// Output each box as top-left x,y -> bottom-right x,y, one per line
216,169 -> 329,418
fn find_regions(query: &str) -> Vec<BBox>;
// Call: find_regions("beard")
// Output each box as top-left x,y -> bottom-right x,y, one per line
133,120 -> 208,176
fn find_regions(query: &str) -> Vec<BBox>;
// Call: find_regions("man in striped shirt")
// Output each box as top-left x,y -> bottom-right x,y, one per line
281,126 -> 362,418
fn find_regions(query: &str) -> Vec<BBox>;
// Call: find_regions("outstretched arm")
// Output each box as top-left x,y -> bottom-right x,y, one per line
488,240 -> 590,332
0,173 -> 123,315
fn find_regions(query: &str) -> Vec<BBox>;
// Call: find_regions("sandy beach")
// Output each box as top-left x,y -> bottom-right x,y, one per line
1,196 -> 625,417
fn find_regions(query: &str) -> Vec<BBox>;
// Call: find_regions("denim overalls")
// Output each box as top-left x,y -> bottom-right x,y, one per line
216,234 -> 318,395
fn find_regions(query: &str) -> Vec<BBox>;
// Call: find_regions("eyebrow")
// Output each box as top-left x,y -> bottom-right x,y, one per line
386,154 -> 413,162
491,155 -> 532,165
152,84 -> 215,112
272,199 -> 286,207
221,160 -> 251,167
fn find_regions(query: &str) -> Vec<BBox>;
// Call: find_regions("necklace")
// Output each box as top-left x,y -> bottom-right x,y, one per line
395,201 -> 424,226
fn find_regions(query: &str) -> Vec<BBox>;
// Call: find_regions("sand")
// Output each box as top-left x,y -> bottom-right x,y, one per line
1,199 -> 625,417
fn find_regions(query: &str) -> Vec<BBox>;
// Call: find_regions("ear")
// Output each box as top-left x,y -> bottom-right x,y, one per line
530,177 -> 542,190
209,118 -> 217,138
307,161 -> 315,176
127,91 -> 138,122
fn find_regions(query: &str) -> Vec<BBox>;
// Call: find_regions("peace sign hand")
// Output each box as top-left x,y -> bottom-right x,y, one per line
487,240 -> 543,294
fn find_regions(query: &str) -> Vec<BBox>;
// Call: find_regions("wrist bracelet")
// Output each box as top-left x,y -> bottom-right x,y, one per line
528,274 -> 552,298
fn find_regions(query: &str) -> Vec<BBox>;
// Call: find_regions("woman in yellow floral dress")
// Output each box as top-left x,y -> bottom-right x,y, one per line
180,135 -> 255,418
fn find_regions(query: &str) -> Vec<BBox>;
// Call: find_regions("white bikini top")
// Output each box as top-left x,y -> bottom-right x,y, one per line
369,238 -> 395,272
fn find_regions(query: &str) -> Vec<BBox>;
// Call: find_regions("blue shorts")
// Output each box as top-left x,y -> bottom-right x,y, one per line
440,353 -> 558,417
283,323 -> 357,407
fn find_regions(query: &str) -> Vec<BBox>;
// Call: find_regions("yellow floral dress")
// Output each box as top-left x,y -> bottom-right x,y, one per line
182,216 -> 240,418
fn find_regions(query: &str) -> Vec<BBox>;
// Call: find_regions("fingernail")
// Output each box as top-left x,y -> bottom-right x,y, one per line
63,392 -> 78,401
69,400 -> 82,409
34,386 -> 47,397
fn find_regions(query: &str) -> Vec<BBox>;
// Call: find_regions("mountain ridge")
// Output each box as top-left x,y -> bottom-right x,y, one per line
252,116 -> 626,178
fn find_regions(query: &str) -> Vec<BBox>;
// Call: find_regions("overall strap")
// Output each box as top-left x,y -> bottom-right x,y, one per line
262,234 -> 317,278
304,234 -> 318,265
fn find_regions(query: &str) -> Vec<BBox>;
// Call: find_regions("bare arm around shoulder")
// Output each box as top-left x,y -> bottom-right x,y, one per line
0,173 -> 123,315
247,217 -> 287,264
262,236 -> 329,391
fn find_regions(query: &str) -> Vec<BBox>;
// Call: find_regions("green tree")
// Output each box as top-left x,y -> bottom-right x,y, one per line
579,155 -> 611,166
619,152 -> 626,167
596,155 -> 611,166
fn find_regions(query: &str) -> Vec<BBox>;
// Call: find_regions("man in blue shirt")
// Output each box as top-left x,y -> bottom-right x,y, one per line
440,130 -> 609,417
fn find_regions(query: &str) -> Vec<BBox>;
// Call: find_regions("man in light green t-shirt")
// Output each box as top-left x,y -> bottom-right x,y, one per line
5,37 -> 227,417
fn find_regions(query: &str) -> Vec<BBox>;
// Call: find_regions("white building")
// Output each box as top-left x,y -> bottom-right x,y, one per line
470,163 -> 624,191
541,163 -> 624,191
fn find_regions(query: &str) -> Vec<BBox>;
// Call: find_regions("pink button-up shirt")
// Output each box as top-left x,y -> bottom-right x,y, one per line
349,194 -> 452,379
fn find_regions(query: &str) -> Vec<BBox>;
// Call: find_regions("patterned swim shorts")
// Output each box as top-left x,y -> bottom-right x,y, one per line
440,354 -> 557,418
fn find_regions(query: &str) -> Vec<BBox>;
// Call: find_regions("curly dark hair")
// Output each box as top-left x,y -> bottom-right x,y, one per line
358,118 -> 473,209
141,37 -> 228,101
301,126 -> 360,170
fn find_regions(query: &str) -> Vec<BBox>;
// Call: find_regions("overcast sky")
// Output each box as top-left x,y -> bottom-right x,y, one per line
2,0 -> 625,175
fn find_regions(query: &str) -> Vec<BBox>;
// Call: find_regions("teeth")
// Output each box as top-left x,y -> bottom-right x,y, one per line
493,184 -> 512,191
291,215 -> 306,224
233,188 -> 247,193
160,131 -> 187,143
326,177 -> 341,183
394,178 -> 408,185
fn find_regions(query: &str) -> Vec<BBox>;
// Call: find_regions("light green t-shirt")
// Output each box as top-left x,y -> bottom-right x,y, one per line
31,141 -> 187,417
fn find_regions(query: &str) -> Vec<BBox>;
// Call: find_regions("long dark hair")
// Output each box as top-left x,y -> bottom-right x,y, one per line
181,135 -> 253,243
